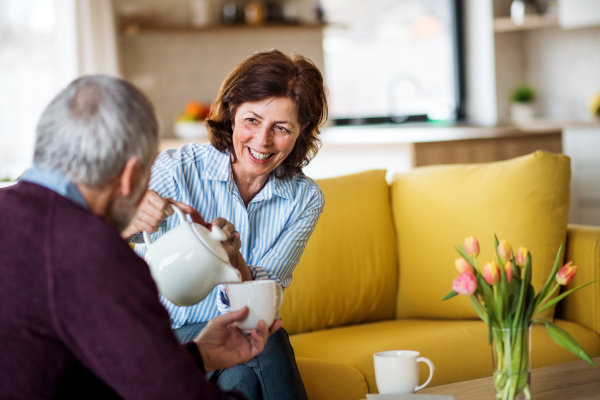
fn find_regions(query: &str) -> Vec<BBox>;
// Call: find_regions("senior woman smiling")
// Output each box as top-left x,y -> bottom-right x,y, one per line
125,49 -> 327,400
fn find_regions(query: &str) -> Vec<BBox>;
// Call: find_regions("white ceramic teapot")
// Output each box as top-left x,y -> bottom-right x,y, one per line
143,205 -> 241,306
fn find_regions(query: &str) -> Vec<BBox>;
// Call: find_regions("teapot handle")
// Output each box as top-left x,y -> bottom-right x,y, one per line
142,204 -> 188,247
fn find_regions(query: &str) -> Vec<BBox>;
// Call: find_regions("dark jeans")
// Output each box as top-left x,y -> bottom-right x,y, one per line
175,322 -> 308,400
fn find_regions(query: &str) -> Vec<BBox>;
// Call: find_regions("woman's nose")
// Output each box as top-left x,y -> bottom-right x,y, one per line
255,125 -> 272,146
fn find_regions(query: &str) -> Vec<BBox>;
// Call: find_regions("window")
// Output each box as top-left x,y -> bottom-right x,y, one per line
0,0 -> 59,179
321,0 -> 464,124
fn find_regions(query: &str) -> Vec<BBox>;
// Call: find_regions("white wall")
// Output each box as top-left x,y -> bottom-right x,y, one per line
524,26 -> 600,122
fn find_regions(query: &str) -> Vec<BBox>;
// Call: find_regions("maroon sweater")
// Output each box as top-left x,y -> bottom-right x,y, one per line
0,182 -> 245,400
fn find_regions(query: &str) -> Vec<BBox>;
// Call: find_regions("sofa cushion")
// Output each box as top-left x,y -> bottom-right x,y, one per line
390,151 -> 570,320
280,170 -> 398,335
296,357 -> 368,400
290,319 -> 600,393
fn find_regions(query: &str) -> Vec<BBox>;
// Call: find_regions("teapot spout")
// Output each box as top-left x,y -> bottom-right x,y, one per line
217,263 -> 242,285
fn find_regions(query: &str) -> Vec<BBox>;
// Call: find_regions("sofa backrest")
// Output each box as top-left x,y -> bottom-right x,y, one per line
280,170 -> 398,335
391,151 -> 571,320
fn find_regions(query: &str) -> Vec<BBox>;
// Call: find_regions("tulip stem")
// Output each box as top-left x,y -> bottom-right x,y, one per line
533,283 -> 560,315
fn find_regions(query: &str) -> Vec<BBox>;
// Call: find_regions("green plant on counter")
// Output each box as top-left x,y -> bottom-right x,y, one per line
511,85 -> 535,104
0,177 -> 12,182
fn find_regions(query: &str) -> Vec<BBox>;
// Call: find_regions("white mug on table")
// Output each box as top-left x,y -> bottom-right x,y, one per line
228,280 -> 283,332
373,350 -> 434,394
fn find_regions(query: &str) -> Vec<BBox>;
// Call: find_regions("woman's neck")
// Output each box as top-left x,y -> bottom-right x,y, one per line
231,162 -> 270,207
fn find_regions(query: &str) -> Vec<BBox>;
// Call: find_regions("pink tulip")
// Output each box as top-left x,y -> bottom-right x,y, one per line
464,236 -> 480,258
483,260 -> 500,285
452,272 -> 477,295
497,240 -> 510,261
455,257 -> 474,275
504,261 -> 514,283
556,262 -> 578,285
515,246 -> 528,268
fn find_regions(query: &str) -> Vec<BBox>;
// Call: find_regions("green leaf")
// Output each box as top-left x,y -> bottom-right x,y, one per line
470,295 -> 488,324
512,253 -> 532,331
442,290 -> 458,301
534,280 -> 597,315
523,284 -> 536,325
534,245 -> 564,310
456,245 -> 476,267
533,319 -> 595,365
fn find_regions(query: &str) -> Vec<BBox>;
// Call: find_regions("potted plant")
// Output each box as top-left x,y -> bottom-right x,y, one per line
510,85 -> 535,124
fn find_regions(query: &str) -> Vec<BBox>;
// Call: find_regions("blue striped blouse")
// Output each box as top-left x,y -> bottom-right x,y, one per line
131,143 -> 325,328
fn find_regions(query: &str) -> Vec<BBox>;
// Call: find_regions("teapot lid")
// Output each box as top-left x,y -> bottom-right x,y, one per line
191,223 -> 230,263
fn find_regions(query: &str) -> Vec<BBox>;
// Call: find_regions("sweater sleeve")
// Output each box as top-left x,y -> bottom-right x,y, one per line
48,203 -> 246,400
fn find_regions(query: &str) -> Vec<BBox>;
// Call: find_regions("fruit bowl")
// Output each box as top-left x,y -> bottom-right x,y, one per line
174,121 -> 209,139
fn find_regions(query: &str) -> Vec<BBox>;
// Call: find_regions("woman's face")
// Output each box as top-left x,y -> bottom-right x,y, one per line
231,97 -> 301,181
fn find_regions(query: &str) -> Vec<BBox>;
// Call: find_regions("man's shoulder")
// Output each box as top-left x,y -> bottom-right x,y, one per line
48,191 -> 147,276
0,181 -> 63,222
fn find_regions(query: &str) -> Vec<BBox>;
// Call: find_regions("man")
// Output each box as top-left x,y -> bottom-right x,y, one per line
0,75 -> 282,399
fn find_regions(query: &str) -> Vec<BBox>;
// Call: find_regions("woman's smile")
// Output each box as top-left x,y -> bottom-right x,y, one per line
247,147 -> 274,162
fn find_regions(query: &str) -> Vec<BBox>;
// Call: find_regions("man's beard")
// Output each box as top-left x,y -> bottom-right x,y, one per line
105,180 -> 147,233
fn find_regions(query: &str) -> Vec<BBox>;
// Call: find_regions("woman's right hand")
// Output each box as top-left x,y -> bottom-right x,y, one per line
121,190 -> 209,239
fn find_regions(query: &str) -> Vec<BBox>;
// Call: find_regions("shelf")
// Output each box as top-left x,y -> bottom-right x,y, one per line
494,15 -> 559,33
121,22 -> 326,36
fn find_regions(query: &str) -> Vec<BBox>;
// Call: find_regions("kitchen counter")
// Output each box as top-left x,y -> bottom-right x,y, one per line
159,121 -> 594,180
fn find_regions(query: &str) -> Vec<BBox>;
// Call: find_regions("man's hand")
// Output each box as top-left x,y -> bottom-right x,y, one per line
121,190 -> 209,239
195,307 -> 283,372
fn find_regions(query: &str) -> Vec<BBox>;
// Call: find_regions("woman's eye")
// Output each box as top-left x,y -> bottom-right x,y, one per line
275,125 -> 289,133
246,118 -> 258,124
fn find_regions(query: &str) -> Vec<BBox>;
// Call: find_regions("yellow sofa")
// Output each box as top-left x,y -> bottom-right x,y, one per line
280,151 -> 600,400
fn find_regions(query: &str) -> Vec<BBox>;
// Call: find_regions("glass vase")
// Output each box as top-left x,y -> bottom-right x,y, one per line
491,327 -> 531,400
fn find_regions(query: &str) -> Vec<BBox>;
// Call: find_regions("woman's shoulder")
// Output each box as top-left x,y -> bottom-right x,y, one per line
281,172 -> 325,208
149,143 -> 228,191
154,143 -> 223,169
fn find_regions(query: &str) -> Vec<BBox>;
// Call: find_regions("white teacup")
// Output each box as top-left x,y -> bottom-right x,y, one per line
373,350 -> 434,394
228,280 -> 284,332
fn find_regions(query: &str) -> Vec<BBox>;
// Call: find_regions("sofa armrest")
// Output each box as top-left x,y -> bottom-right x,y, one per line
556,224 -> 600,336
295,357 -> 368,400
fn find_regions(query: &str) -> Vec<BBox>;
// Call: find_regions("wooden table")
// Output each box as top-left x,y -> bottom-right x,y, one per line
419,358 -> 600,400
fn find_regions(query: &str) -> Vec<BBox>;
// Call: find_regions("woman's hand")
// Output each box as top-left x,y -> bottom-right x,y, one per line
121,190 -> 209,239
194,306 -> 283,372
211,217 -> 253,281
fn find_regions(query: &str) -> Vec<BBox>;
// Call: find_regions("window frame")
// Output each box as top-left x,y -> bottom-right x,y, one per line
329,0 -> 466,126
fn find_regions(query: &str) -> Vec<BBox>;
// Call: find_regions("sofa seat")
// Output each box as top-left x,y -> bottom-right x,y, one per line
290,319 -> 600,395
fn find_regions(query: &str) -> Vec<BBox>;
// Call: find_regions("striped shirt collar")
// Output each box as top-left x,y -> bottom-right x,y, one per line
202,146 -> 296,203
20,164 -> 88,210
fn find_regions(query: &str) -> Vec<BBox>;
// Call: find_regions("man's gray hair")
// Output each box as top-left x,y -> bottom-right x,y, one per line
34,75 -> 158,187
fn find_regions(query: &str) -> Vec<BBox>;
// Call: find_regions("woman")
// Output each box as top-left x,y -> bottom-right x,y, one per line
125,49 -> 327,400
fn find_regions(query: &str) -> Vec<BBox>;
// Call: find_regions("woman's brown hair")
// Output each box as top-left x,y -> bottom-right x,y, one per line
206,49 -> 328,179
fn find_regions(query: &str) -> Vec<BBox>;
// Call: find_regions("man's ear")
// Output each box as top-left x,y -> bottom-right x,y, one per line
118,157 -> 140,197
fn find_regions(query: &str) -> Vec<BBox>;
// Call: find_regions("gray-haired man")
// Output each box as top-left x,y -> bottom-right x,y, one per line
0,75 -> 281,399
